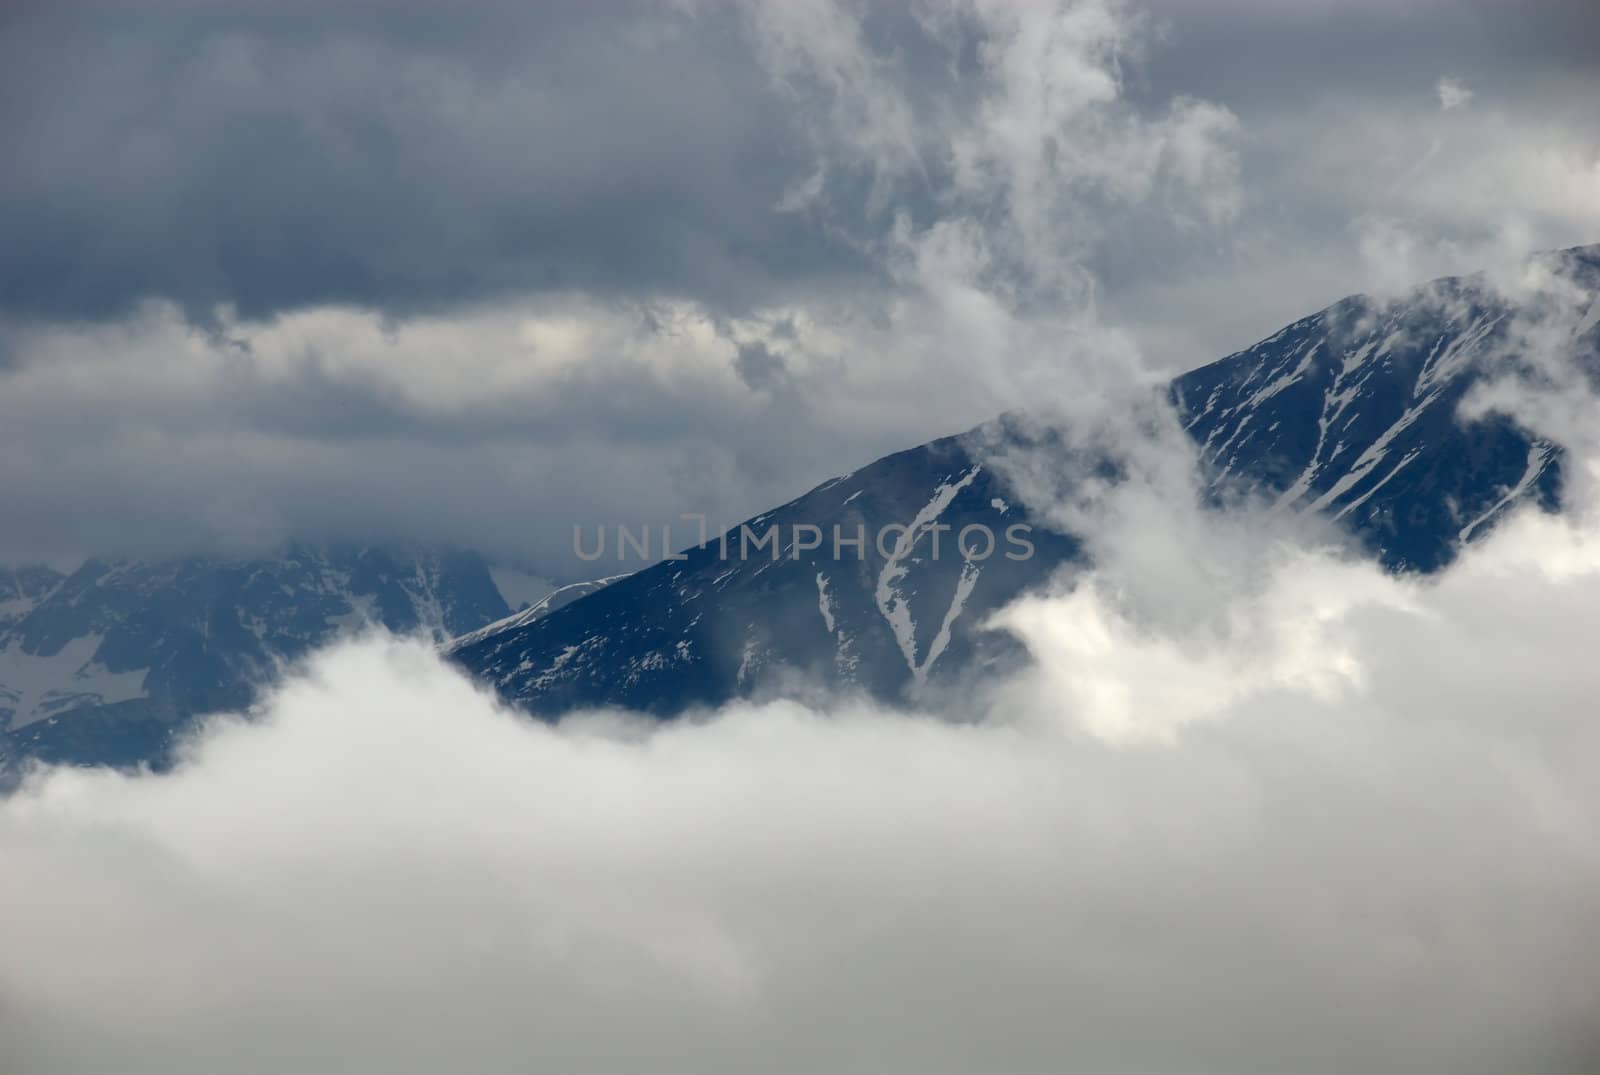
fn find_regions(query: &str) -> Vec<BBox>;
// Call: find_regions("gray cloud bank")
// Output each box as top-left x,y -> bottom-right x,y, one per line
0,1 -> 859,325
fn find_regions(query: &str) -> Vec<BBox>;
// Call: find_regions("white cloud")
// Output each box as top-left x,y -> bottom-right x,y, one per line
1437,76 -> 1473,111
748,0 -> 1242,306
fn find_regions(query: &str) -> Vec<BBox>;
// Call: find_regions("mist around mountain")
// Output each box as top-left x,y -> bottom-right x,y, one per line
4,246 -> 1594,779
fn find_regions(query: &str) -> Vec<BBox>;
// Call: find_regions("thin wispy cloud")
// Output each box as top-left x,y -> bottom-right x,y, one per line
1437,75 -> 1474,110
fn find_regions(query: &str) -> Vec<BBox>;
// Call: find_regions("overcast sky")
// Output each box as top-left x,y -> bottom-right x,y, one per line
2,0 -> 1597,574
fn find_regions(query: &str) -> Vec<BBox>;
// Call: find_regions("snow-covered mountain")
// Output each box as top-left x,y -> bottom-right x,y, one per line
1174,253 -> 1596,571
1,545 -> 513,772
450,245 -> 1600,716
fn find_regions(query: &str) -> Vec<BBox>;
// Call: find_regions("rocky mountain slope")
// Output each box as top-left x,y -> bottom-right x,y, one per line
450,246 -> 1599,717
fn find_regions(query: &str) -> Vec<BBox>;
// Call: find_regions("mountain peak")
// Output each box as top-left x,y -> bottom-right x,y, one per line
451,249 -> 1596,720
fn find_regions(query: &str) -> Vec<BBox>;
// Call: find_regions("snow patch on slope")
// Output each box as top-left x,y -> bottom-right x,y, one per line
875,466 -> 982,684
1,636 -> 148,730
815,572 -> 837,635
1457,442 -> 1557,545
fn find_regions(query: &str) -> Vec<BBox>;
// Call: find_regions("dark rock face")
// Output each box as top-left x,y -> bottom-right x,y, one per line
451,247 -> 1599,717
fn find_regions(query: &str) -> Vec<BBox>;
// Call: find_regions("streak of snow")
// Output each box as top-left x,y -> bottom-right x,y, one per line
1457,443 -> 1557,544
918,560 -> 982,687
815,572 -> 837,635
874,465 -> 981,681
1333,447 -> 1423,521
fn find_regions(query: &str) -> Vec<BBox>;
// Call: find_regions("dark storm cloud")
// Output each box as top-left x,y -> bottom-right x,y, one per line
0,0 -> 1596,571
1,0 -> 1595,331
732,339 -> 787,390
0,1 -> 869,325
1134,0 -> 1600,106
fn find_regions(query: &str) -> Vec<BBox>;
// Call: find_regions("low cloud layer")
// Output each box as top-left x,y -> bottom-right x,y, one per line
4,480 -> 1599,1073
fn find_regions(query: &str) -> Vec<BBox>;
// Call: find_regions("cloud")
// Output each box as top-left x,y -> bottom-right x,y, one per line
0,0 -> 1248,569
745,0 -> 1243,306
4,463 -> 1600,1074
0,2 -> 861,326
733,339 -> 790,391
1437,76 -> 1473,110
0,284 -> 1139,568
1,0 -> 1596,573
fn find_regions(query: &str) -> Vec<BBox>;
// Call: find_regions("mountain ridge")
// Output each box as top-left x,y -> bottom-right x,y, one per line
450,247 -> 1599,717
5,246 -> 1596,771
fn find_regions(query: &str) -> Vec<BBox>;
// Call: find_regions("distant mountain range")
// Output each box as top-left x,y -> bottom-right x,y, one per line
449,245 -> 1598,716
5,246 -> 1596,774
0,547 -> 517,775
